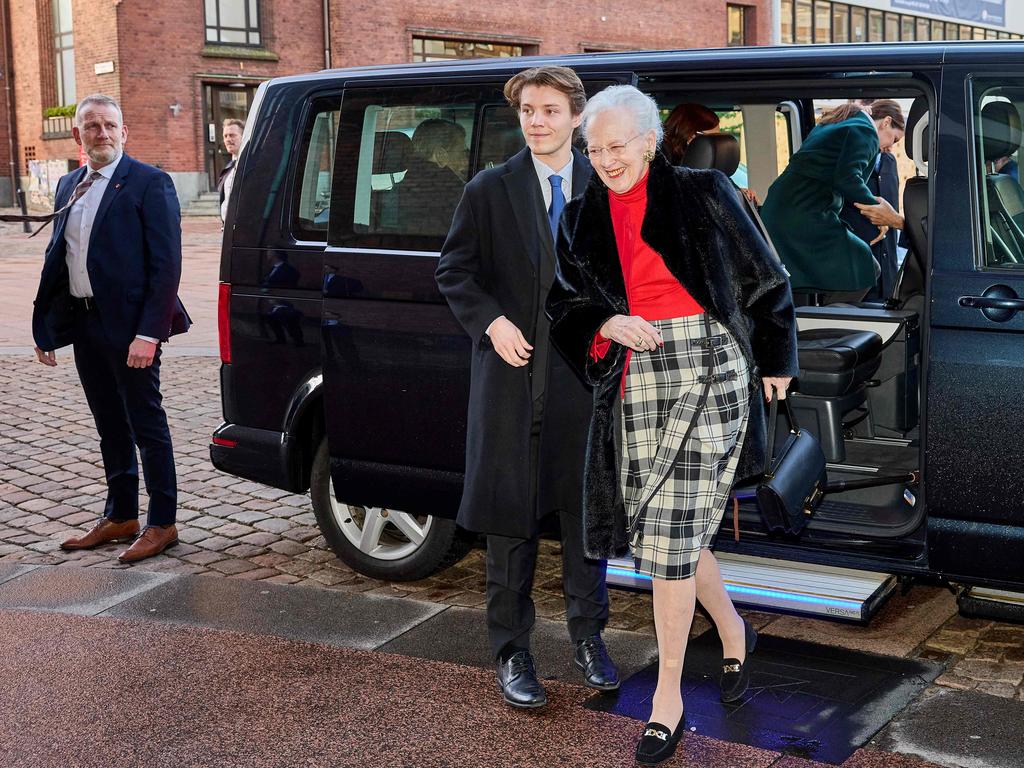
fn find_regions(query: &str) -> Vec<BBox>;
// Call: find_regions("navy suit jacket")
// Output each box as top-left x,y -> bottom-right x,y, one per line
32,154 -> 191,351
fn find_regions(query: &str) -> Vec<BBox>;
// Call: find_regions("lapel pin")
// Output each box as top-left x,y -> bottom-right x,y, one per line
114,183 -> 122,190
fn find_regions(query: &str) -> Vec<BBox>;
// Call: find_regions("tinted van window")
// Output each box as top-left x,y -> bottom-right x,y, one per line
292,95 -> 342,242
332,85 -> 504,250
973,82 -> 1024,268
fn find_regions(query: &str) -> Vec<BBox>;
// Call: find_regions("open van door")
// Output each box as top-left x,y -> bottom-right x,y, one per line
926,64 -> 1024,590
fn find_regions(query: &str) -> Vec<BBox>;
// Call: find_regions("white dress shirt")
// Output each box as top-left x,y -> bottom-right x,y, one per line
65,153 -> 120,298
220,159 -> 237,222
531,153 -> 573,211
64,153 -> 158,344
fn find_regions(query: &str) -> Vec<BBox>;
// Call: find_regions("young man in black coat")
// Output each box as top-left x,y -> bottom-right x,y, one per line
436,66 -> 619,709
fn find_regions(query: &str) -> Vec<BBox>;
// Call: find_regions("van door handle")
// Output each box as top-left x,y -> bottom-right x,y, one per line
958,295 -> 1024,310
959,285 -> 1024,322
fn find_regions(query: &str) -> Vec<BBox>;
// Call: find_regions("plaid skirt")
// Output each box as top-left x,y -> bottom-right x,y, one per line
621,314 -> 750,580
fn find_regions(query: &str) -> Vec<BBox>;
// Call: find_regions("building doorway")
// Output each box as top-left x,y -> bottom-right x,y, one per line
204,83 -> 257,190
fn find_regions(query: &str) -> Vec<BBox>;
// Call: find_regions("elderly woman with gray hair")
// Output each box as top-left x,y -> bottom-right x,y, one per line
547,84 -> 798,765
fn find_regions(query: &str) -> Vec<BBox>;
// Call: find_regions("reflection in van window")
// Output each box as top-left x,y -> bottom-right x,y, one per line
974,85 -> 1024,268
293,98 -> 341,241
351,101 -> 475,238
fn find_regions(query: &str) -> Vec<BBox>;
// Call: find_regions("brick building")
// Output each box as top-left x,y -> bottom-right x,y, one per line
0,0 -> 771,209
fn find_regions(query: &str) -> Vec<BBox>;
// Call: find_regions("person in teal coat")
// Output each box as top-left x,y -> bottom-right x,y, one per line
761,102 -> 905,300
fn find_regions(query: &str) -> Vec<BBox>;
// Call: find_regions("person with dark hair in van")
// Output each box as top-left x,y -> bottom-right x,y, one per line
436,66 -> 619,710
760,100 -> 905,303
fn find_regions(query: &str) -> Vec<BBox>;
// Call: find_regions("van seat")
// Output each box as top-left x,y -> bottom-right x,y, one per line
794,329 -> 883,397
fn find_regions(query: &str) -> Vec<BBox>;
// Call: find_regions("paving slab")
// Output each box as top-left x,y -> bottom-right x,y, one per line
0,564 -> 171,615
872,686 -> 1024,768
0,563 -> 38,585
379,604 -> 659,684
102,571 -> 445,650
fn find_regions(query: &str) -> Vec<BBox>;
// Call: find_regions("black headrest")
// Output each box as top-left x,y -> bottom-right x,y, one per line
981,101 -> 1023,161
373,131 -> 413,174
681,134 -> 740,176
905,96 -> 929,164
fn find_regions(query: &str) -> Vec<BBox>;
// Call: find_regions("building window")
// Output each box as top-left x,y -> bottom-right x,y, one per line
814,1 -> 830,42
780,0 -> 794,43
411,37 -> 524,62
868,10 -> 884,41
885,12 -> 899,41
795,0 -> 812,44
727,4 -> 749,46
52,0 -> 75,105
205,0 -> 261,46
902,16 -> 916,41
832,3 -> 849,43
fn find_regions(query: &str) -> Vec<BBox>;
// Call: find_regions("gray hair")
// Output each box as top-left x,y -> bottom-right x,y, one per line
75,94 -> 124,126
581,84 -> 663,146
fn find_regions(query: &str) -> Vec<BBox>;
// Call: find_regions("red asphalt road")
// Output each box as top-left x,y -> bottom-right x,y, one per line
0,611 -> 941,768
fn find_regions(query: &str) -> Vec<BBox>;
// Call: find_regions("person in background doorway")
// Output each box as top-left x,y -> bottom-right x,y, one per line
218,118 -> 244,224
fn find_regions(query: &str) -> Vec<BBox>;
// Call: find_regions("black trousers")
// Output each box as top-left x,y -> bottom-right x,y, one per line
485,392 -> 609,660
73,309 -> 177,526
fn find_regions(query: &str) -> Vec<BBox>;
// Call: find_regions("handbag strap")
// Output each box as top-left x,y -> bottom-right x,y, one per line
763,389 -> 802,475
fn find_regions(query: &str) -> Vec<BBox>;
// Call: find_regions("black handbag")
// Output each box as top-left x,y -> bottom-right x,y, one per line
755,393 -> 828,535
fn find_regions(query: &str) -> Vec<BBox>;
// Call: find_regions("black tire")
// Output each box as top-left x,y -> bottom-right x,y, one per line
309,437 -> 473,581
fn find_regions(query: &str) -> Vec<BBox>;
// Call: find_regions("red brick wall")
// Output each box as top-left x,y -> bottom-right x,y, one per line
3,0 -> 772,183
331,0 -> 772,65
116,0 -> 324,173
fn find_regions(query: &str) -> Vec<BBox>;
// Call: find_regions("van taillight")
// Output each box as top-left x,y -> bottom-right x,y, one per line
218,282 -> 231,364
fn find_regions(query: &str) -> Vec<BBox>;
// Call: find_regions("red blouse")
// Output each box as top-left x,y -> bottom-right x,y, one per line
591,171 -> 704,392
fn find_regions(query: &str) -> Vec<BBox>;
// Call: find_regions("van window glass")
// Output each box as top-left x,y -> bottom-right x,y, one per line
972,84 -> 1024,269
292,96 -> 341,242
332,85 -> 496,250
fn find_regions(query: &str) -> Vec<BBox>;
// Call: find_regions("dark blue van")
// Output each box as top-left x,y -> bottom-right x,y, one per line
210,42 -> 1024,620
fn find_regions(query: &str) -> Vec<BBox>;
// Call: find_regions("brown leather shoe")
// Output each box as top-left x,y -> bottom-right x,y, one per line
118,524 -> 179,563
61,517 -> 140,550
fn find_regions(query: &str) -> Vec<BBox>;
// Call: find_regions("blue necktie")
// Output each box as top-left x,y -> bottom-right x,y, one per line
548,174 -> 566,241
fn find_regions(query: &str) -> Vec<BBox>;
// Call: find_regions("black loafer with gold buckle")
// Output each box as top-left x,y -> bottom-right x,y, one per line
635,714 -> 685,766
720,617 -> 758,703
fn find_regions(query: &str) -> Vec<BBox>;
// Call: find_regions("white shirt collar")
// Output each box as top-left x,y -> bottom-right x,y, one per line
88,150 -> 123,180
531,152 -> 574,185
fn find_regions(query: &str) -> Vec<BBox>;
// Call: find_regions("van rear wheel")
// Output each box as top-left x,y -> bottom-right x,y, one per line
309,438 -> 472,581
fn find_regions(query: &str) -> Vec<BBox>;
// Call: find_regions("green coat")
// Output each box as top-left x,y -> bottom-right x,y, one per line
761,111 -> 880,292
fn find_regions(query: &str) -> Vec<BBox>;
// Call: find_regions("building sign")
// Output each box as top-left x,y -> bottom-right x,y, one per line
891,0 -> 1006,26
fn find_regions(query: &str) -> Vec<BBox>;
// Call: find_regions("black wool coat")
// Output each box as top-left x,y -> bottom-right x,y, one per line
546,153 -> 799,559
436,147 -> 594,538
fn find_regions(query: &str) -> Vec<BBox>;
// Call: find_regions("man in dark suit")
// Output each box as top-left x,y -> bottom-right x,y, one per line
841,148 -> 900,300
218,118 -> 244,224
436,67 -> 618,709
32,94 -> 190,563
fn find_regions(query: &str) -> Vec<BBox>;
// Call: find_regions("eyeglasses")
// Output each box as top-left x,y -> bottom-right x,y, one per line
584,134 -> 642,160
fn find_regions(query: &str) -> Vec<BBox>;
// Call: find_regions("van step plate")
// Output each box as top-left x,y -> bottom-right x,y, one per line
606,552 -> 896,623
958,586 -> 1024,624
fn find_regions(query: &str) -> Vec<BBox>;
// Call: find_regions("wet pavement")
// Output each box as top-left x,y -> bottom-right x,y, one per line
2,215 -> 1024,766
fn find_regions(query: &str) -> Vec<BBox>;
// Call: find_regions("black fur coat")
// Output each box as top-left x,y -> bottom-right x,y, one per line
546,153 -> 799,559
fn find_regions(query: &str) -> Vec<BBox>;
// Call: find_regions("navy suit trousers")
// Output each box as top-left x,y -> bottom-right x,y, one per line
73,309 -> 177,526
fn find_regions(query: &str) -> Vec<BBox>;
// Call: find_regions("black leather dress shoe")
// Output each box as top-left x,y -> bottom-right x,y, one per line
635,714 -> 685,766
496,650 -> 547,709
720,617 -> 758,703
573,634 -> 620,691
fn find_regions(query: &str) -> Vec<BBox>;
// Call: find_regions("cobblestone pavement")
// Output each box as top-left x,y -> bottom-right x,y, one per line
1,214 -> 1022,706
